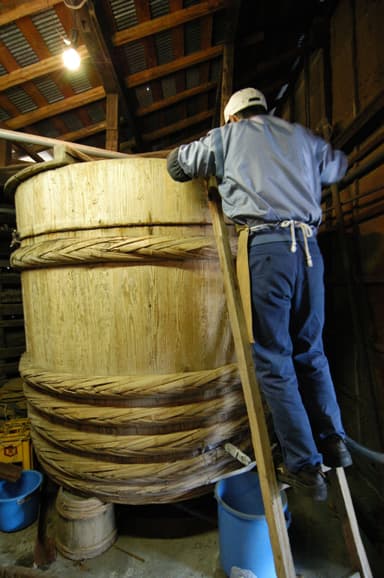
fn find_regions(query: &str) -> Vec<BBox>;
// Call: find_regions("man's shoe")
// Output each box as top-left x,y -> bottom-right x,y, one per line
276,464 -> 328,501
319,435 -> 352,468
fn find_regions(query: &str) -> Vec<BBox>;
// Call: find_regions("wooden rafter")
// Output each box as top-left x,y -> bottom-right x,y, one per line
136,82 -> 217,116
112,0 -> 227,46
0,45 -> 89,91
125,45 -> 223,88
142,109 -> 214,143
24,121 -> 107,153
0,0 -> 63,26
5,86 -> 105,130
73,0 -> 138,147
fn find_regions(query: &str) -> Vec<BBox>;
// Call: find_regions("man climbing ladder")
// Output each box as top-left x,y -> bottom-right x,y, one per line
167,87 -> 352,500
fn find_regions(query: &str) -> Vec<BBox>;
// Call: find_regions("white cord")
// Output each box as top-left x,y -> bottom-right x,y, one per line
63,0 -> 88,9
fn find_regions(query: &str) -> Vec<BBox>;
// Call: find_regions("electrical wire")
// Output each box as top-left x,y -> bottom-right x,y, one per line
63,0 -> 88,9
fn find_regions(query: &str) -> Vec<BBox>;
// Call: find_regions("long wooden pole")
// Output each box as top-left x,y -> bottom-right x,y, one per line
207,183 -> 296,578
0,128 -> 128,159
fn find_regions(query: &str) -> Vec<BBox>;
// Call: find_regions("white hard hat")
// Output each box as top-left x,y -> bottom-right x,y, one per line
224,88 -> 267,123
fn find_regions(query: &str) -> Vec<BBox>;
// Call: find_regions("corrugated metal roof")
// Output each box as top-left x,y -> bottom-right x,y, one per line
123,42 -> 146,74
68,70 -> 92,94
34,77 -> 64,104
0,23 -> 38,67
155,30 -> 173,65
0,109 -> 10,122
5,86 -> 38,114
183,0 -> 202,7
110,0 -> 138,31
31,9 -> 67,56
149,0 -> 170,19
185,19 -> 201,55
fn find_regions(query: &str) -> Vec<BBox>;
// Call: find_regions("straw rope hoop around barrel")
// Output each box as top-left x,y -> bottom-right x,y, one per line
12,158 -> 251,504
20,354 -> 251,503
10,235 -> 218,269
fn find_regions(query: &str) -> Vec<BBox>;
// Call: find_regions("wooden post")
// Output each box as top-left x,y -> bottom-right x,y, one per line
207,183 -> 296,578
106,93 -> 119,152
0,139 -> 12,166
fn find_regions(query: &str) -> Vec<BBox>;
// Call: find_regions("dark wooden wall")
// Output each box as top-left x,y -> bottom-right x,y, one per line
279,0 -> 384,556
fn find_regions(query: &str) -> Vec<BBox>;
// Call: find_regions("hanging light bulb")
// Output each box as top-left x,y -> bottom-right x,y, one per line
62,35 -> 81,71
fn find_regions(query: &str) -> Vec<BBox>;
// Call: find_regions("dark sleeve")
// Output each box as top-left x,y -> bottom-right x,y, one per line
166,148 -> 192,182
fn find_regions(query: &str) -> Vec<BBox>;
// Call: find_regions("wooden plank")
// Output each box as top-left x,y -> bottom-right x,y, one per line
207,185 -> 296,578
113,0 -> 226,46
0,462 -> 22,482
105,94 -> 119,152
73,0 -> 135,139
142,109 -> 214,143
0,140 -> 12,166
136,82 -> 217,116
0,0 -> 63,26
49,121 -> 107,146
329,468 -> 373,578
125,46 -> 223,88
0,46 -> 89,92
5,86 -> 105,130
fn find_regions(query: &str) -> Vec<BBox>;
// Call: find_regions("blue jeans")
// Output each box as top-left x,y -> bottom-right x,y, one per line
249,234 -> 345,472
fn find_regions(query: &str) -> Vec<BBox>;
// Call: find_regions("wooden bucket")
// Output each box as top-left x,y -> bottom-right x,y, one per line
10,158 -> 250,503
55,487 -> 117,560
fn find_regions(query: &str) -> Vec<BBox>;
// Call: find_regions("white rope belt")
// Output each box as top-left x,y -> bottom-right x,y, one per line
280,220 -> 313,267
249,220 -> 314,267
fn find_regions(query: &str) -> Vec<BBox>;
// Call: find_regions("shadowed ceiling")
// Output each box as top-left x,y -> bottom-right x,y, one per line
0,0 -> 332,161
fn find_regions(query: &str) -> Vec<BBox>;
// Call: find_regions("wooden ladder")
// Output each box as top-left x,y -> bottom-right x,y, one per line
207,182 -> 373,578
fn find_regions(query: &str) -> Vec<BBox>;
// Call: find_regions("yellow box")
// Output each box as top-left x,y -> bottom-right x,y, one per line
0,418 -> 33,470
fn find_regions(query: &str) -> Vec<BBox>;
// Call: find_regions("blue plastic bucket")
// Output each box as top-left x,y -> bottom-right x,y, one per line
215,471 -> 290,578
0,469 -> 43,532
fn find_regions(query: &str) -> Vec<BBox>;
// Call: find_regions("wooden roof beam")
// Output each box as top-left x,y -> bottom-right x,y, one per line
136,82 -> 217,116
5,85 -> 105,130
0,45 -> 89,91
74,0 -> 139,147
142,109 -> 214,143
125,45 -> 223,88
113,0 -> 227,46
0,0 -> 63,26
21,121 -> 108,153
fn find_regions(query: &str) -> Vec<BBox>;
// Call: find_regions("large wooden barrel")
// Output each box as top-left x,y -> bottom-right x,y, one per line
10,158 -> 250,504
